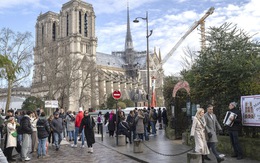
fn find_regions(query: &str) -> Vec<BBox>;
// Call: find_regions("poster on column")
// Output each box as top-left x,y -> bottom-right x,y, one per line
241,95 -> 260,126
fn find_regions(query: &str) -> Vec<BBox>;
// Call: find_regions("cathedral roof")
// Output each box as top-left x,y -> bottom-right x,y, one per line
96,52 -> 125,69
96,51 -> 148,70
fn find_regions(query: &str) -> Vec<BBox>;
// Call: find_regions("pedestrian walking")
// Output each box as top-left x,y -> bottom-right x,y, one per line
36,112 -> 51,158
227,102 -> 243,160
204,105 -> 224,163
190,108 -> 210,163
79,110 -> 95,153
50,112 -> 63,151
71,107 -> 85,148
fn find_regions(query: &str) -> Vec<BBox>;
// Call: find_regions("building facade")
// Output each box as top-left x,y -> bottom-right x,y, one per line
31,0 -> 164,111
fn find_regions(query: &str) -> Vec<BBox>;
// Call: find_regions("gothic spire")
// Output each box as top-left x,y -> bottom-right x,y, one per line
125,1 -> 133,51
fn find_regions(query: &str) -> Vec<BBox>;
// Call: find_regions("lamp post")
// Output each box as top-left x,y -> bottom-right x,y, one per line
133,11 -> 153,108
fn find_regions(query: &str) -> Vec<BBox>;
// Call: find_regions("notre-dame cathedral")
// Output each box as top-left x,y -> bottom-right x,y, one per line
31,0 -> 164,111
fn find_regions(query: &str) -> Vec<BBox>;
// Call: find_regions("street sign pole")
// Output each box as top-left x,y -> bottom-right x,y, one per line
112,90 -> 121,146
116,100 -> 118,146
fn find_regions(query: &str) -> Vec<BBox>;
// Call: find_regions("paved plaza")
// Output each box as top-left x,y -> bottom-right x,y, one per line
1,128 -> 260,163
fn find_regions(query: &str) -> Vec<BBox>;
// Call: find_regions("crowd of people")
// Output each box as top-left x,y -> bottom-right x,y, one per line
0,107 -> 96,162
0,106 -> 168,162
103,107 -> 168,144
190,102 -> 243,163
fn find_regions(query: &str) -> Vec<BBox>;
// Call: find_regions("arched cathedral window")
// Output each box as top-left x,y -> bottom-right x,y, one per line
42,25 -> 44,46
79,11 -> 82,34
84,13 -> 88,37
52,22 -> 56,41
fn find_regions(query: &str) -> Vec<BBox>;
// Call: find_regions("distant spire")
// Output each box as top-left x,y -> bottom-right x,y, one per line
125,1 -> 133,51
159,48 -> 162,62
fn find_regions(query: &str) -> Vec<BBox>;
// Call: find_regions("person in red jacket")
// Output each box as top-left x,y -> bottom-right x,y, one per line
71,107 -> 85,148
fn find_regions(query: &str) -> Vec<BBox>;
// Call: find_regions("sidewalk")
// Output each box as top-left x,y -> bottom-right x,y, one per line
96,128 -> 260,163
0,129 -> 259,163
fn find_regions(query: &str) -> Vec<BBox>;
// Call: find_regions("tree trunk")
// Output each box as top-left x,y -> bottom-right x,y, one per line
5,79 -> 13,113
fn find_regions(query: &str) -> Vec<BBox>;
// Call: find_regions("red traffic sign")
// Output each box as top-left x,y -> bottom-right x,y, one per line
112,90 -> 121,100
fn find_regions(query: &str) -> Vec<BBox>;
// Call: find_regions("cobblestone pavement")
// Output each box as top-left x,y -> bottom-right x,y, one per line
2,128 -> 260,163
12,140 -> 139,163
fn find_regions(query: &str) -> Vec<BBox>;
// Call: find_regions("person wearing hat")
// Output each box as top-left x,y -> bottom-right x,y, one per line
36,112 -> 51,158
228,102 -> 243,160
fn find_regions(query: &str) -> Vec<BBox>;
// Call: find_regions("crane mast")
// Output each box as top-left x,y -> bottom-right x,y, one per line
150,7 -> 214,107
162,7 -> 214,64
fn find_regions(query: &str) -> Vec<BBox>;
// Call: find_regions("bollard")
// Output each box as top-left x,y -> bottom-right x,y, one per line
117,135 -> 126,146
133,139 -> 143,153
187,152 -> 202,163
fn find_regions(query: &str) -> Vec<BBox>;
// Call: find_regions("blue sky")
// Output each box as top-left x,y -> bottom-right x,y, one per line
0,0 -> 259,76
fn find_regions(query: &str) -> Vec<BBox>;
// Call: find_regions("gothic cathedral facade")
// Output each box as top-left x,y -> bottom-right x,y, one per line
31,0 -> 164,111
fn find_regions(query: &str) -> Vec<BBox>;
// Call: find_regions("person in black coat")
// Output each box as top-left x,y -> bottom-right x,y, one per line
158,108 -> 162,129
108,110 -> 116,137
227,102 -> 243,160
79,110 -> 95,153
126,110 -> 136,142
161,108 -> 168,129
118,117 -> 131,144
20,110 -> 33,161
36,112 -> 50,158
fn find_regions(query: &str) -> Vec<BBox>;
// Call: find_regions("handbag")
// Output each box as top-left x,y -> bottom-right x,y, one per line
11,131 -> 18,137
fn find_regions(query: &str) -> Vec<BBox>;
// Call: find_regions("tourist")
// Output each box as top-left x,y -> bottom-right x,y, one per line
79,110 -> 95,153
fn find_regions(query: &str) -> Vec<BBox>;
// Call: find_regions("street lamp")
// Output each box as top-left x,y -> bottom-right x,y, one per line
133,11 -> 153,108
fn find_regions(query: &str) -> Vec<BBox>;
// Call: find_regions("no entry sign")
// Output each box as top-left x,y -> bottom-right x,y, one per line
112,90 -> 121,100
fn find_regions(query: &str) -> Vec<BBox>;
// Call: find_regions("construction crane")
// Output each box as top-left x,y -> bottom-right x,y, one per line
150,7 -> 215,107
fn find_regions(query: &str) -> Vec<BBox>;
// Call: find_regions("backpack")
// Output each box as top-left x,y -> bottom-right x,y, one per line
143,113 -> 149,124
153,111 -> 158,120
2,124 -> 7,135
16,124 -> 22,134
69,115 -> 75,121
97,116 -> 101,123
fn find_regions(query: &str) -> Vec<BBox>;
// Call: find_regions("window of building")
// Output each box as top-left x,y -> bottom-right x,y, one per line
67,14 -> 69,36
79,11 -> 82,34
52,22 -> 56,41
42,25 -> 44,45
84,13 -> 88,37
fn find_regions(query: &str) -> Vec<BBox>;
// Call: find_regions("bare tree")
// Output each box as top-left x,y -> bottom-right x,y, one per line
181,46 -> 199,70
0,28 -> 33,112
78,56 -> 98,108
39,47 -> 82,103
38,46 -> 98,109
